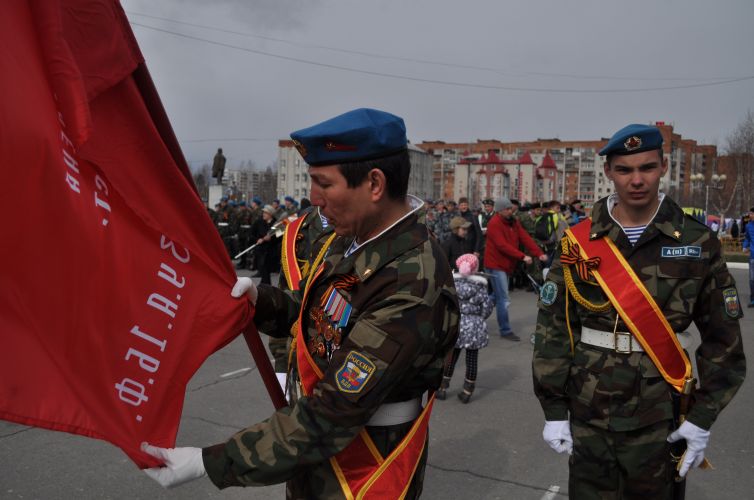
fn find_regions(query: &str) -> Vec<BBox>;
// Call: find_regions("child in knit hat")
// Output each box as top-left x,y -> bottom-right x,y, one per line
437,253 -> 494,403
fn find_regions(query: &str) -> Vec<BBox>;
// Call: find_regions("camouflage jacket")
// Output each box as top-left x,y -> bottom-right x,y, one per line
533,195 -> 745,432
519,212 -> 537,239
204,203 -> 460,499
432,211 -> 454,244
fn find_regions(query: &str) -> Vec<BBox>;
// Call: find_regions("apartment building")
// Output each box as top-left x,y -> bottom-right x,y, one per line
417,122 -> 716,208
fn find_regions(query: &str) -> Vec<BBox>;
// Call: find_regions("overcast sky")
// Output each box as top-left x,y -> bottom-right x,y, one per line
121,0 -> 754,170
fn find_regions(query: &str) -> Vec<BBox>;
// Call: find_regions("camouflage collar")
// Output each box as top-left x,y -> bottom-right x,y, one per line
328,198 -> 429,282
590,195 -> 685,242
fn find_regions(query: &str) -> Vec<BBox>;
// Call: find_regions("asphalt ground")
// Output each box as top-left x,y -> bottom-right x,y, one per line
1,267 -> 752,499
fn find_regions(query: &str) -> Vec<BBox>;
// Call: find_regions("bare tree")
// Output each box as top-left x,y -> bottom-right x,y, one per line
193,163 -> 212,203
724,110 -> 754,214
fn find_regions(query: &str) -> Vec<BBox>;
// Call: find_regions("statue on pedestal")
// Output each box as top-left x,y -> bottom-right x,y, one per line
212,148 -> 226,185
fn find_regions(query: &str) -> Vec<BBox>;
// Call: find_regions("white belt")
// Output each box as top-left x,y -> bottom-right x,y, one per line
580,326 -> 691,354
240,224 -> 251,229
366,397 -> 422,426
217,222 -> 229,227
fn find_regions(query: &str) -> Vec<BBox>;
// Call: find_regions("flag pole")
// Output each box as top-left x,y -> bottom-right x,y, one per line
241,325 -> 288,409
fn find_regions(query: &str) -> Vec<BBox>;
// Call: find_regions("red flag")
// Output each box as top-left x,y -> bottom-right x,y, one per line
0,0 -> 253,467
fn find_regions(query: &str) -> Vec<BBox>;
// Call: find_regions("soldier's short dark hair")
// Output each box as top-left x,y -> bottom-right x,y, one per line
338,150 -> 411,200
606,148 -> 663,167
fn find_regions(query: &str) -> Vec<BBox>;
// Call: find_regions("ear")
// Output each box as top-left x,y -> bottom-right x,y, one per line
366,168 -> 387,202
660,155 -> 669,177
602,160 -> 613,182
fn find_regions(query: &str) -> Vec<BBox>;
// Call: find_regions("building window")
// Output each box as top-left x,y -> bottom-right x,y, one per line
280,159 -> 286,168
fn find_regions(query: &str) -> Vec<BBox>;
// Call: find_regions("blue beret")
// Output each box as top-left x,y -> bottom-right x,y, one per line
290,108 -> 407,166
599,124 -> 663,156
252,197 -> 262,205
284,195 -> 295,203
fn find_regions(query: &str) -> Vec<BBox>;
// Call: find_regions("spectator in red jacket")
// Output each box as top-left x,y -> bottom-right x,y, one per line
484,197 -> 548,340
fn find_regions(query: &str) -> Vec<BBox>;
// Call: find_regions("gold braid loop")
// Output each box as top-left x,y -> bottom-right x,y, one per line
561,237 -> 612,313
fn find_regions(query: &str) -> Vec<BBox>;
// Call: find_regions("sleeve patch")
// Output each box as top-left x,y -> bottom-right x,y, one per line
540,281 -> 558,306
335,351 -> 376,393
723,288 -> 741,318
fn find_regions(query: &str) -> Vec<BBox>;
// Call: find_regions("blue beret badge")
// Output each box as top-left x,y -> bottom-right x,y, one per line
540,281 -> 558,306
336,351 -> 376,393
624,136 -> 642,152
723,288 -> 740,318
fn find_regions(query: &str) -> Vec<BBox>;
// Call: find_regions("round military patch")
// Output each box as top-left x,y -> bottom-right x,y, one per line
723,288 -> 740,318
540,281 -> 558,306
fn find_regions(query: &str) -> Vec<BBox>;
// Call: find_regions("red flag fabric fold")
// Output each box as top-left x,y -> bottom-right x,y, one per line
1,0 -> 252,467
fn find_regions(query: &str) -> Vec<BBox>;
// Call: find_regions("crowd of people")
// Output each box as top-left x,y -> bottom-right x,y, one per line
143,112 -> 746,500
208,195 -> 312,284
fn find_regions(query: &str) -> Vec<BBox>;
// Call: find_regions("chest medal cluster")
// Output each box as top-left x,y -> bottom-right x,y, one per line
308,276 -> 357,360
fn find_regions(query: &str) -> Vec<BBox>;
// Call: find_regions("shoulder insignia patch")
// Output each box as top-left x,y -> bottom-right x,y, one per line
540,281 -> 558,306
335,351 -> 376,393
723,288 -> 740,318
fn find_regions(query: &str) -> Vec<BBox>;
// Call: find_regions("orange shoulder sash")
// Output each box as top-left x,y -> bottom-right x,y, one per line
566,220 -> 692,393
281,215 -> 306,291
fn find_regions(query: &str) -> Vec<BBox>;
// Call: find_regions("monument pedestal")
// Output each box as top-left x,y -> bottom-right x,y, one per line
208,184 -> 224,209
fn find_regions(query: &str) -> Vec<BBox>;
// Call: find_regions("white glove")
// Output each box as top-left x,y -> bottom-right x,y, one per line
231,276 -> 258,305
542,420 -> 573,454
667,421 -> 710,477
141,442 -> 206,488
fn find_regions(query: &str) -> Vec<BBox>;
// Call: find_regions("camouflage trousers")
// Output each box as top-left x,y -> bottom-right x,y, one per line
570,418 -> 675,500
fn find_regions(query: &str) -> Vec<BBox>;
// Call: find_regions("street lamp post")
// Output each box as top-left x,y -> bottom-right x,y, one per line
690,172 -> 727,225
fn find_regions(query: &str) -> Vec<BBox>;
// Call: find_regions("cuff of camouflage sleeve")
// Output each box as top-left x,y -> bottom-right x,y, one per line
202,444 -> 242,490
542,405 -> 569,422
684,408 -> 714,431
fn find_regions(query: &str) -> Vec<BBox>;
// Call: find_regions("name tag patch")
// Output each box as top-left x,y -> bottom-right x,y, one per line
661,246 -> 701,259
335,351 -> 376,393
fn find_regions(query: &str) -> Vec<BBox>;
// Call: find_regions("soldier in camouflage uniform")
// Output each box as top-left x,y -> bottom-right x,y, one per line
533,124 -> 746,499
143,108 -> 460,499
236,201 -> 254,269
268,206 -> 334,376
519,202 -> 544,288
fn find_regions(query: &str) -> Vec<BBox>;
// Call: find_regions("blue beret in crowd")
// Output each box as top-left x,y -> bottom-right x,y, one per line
599,124 -> 663,156
290,108 -> 407,166
284,195 -> 295,203
252,197 -> 262,205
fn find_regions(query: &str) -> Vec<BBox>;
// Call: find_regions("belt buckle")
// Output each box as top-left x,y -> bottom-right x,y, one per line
614,331 -> 632,354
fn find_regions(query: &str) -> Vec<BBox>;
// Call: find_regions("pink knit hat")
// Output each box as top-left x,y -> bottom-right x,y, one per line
456,253 -> 479,277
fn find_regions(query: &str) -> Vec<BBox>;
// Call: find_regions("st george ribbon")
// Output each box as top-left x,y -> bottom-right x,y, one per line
0,0 -> 261,467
